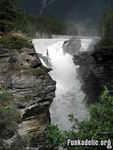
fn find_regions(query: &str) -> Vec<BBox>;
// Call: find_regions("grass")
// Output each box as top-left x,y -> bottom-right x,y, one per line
0,34 -> 33,50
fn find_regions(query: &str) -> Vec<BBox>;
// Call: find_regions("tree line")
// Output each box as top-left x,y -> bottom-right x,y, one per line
0,0 -> 113,39
0,0 -> 78,37
98,6 -> 113,47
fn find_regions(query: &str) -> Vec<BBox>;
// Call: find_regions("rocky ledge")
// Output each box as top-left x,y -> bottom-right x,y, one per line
0,43 -> 56,148
74,47 -> 113,103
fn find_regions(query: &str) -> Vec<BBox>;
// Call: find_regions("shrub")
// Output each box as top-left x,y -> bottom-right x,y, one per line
0,35 -> 33,49
46,87 -> 113,150
46,124 -> 66,149
99,7 -> 113,47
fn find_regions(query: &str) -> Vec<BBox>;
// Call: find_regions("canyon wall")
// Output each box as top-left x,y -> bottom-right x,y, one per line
74,47 -> 113,103
0,42 -> 56,148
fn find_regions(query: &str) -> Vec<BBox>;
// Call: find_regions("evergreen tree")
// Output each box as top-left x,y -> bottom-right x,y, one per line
0,0 -> 35,36
100,7 -> 113,46
0,0 -> 20,32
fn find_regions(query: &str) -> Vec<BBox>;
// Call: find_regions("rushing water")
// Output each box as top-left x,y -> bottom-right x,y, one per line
33,37 -> 92,130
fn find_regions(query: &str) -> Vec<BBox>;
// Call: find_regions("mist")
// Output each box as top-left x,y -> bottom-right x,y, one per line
40,0 -> 55,15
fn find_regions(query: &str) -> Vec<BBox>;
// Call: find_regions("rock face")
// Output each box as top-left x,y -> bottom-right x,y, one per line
74,47 -> 113,103
63,37 -> 81,55
0,44 -> 56,148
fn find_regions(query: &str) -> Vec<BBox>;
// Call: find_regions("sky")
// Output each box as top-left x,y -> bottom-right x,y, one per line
19,0 -> 113,23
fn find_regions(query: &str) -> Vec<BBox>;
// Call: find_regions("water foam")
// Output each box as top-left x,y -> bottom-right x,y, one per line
33,38 -> 91,130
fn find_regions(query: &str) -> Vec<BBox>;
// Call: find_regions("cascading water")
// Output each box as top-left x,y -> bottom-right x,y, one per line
80,39 -> 93,51
33,37 -> 92,130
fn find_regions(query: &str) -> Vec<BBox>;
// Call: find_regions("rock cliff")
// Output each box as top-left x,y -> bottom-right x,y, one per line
74,47 -> 113,103
0,41 -> 56,148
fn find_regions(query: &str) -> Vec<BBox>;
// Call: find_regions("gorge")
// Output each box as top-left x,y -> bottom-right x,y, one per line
33,37 -> 96,130
0,34 -> 113,149
0,0 -> 113,149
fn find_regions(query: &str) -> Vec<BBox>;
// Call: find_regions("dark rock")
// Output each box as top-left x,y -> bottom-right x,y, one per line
30,60 -> 42,68
15,102 -> 26,109
38,53 -> 52,68
74,47 -> 113,103
91,48 -> 113,87
9,56 -> 17,64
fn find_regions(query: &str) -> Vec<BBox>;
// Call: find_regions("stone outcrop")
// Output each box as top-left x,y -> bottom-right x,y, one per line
0,43 -> 56,148
74,47 -> 113,103
63,37 -> 81,55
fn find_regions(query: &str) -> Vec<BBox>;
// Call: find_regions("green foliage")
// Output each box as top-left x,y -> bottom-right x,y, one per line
99,7 -> 113,47
28,16 -> 78,37
46,124 -> 66,149
0,20 -> 15,32
15,13 -> 36,37
0,35 -> 32,49
0,0 -> 78,37
0,0 -> 20,32
0,0 -> 19,21
46,87 -> 113,150
0,0 -> 35,36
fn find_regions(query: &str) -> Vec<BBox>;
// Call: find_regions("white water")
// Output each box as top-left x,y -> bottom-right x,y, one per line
80,39 -> 92,51
33,38 -> 92,130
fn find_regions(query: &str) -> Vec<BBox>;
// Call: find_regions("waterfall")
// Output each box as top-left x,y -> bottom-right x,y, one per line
33,37 -> 92,130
